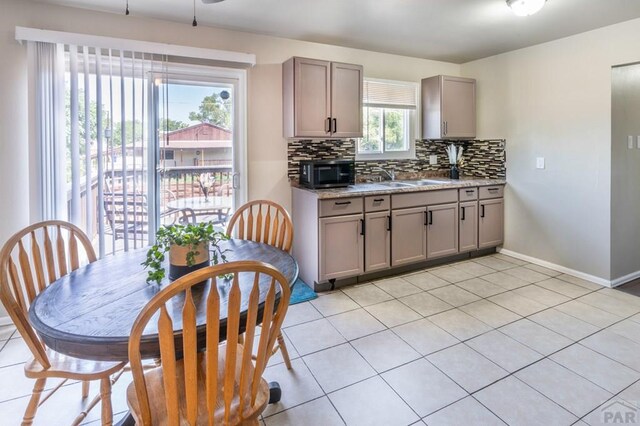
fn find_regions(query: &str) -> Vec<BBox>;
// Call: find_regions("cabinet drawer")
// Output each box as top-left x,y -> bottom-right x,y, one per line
392,189 -> 458,209
365,195 -> 390,212
479,185 -> 504,199
459,187 -> 478,201
319,197 -> 363,217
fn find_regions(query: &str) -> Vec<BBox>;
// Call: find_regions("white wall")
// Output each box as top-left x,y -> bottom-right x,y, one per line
0,0 -> 460,247
461,18 -> 640,282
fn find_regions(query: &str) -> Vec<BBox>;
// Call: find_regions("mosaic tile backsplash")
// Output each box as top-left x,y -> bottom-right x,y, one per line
287,139 -> 506,182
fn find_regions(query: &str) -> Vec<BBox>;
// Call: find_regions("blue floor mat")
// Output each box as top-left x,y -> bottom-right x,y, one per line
290,278 -> 318,305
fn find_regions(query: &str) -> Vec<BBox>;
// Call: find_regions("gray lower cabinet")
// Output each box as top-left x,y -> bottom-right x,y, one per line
459,201 -> 479,252
391,207 -> 427,266
364,211 -> 391,272
319,214 -> 364,281
479,198 -> 504,249
426,203 -> 459,259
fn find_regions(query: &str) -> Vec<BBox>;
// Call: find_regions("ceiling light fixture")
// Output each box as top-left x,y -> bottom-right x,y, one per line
506,0 -> 546,16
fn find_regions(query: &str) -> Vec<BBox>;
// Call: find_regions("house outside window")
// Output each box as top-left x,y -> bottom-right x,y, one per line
357,78 -> 419,160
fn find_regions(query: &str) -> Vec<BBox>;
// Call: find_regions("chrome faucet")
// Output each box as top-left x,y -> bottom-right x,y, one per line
372,167 -> 395,181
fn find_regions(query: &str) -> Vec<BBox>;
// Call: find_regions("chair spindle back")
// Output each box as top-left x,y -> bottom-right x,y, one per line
226,200 -> 293,253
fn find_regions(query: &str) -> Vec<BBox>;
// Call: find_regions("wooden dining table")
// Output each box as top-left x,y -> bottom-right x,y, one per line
28,239 -> 298,362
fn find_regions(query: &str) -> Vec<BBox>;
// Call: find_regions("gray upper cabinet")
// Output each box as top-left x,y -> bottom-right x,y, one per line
283,57 -> 363,139
422,75 -> 476,140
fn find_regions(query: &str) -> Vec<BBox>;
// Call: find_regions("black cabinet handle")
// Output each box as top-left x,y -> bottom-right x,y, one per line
334,201 -> 351,206
373,198 -> 385,202
465,189 -> 475,194
461,206 -> 466,221
424,211 -> 428,226
360,218 -> 365,236
429,210 -> 433,225
481,205 -> 485,218
488,188 -> 499,192
325,117 -> 331,133
387,215 -> 392,231
332,118 -> 337,133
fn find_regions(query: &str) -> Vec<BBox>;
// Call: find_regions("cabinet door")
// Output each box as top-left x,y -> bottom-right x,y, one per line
294,58 -> 331,138
365,211 -> 390,272
479,198 -> 504,249
441,76 -> 476,139
459,201 -> 478,253
330,62 -> 363,138
426,203 -> 459,259
319,214 -> 364,281
391,207 -> 427,266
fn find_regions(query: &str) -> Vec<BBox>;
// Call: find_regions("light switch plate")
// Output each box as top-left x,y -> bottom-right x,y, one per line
429,155 -> 438,165
637,136 -> 640,149
536,157 -> 545,169
629,136 -> 634,149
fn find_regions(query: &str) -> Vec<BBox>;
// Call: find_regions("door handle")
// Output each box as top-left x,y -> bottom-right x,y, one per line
461,206 -> 466,221
334,201 -> 351,206
360,218 -> 365,236
481,204 -> 485,218
387,215 -> 392,231
429,210 -> 433,225
424,211 -> 428,226
232,172 -> 240,189
325,117 -> 331,133
332,118 -> 337,133
443,121 -> 447,136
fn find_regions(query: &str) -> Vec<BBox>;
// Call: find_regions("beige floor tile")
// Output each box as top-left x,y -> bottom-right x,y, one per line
498,318 -> 573,356
310,292 -> 359,317
427,343 -> 508,393
264,332 -> 300,367
475,376 -> 577,426
459,300 -> 521,328
536,278 -> 592,298
423,396 -> 506,426
515,359 -> 612,417
557,274 -> 603,290
262,358 -> 325,417
429,285 -> 480,307
374,277 -> 422,298
0,363 -> 54,403
502,266 -> 549,283
551,344 -> 640,394
303,343 -> 376,393
455,278 -> 506,298
473,256 -> 518,271
598,288 -> 640,308
398,292 -> 453,316
342,283 -> 393,307
617,381 -> 640,406
488,291 -> 547,316
364,300 -> 422,328
481,271 -> 529,290
582,398 -> 637,426
582,330 -> 640,372
285,318 -> 346,356
451,261 -> 496,277
577,292 -> 640,317
0,326 -> 16,341
402,271 -> 450,291
524,263 -> 562,277
467,330 -> 543,372
264,397 -> 345,426
554,300 -> 622,328
381,358 -> 467,417
392,318 -> 459,355
529,308 -> 599,340
429,309 -> 492,341
429,266 -> 475,283
327,308 -> 386,341
492,253 -> 528,266
351,330 -> 420,373
513,284 -> 571,307
329,376 -> 419,426
0,338 -> 31,368
282,302 -> 323,328
608,319 -> 640,345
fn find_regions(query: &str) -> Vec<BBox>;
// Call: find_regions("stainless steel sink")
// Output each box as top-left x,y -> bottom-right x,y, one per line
409,179 -> 449,185
379,181 -> 416,188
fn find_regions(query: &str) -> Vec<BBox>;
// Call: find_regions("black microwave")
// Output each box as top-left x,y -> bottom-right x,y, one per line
299,160 -> 355,189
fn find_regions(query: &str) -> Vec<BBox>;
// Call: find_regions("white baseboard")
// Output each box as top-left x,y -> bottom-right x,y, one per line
611,270 -> 640,288
497,248 -> 614,288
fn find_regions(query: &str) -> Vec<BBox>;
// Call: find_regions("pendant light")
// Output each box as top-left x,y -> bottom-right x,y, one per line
506,0 -> 547,16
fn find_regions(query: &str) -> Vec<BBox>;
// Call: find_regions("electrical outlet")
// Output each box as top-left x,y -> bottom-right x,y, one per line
429,155 -> 438,165
629,136 -> 634,149
536,157 -> 545,169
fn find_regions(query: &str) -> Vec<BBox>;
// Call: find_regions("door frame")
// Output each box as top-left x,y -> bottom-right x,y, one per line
147,63 -> 248,239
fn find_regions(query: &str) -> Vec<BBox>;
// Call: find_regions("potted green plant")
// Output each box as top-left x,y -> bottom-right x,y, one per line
142,222 -> 230,284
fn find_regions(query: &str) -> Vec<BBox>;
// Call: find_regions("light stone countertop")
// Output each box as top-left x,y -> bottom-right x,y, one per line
291,177 -> 506,199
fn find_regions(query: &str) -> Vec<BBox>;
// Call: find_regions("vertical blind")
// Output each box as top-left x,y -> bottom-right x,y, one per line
29,41 -> 166,257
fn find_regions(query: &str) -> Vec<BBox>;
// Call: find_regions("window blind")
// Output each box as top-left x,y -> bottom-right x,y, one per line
363,79 -> 418,109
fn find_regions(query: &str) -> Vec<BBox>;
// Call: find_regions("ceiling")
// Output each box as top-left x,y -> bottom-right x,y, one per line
35,0 -> 640,63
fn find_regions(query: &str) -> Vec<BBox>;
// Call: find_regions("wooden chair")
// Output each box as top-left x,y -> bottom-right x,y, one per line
226,200 -> 294,369
127,260 -> 291,425
0,221 -> 125,426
